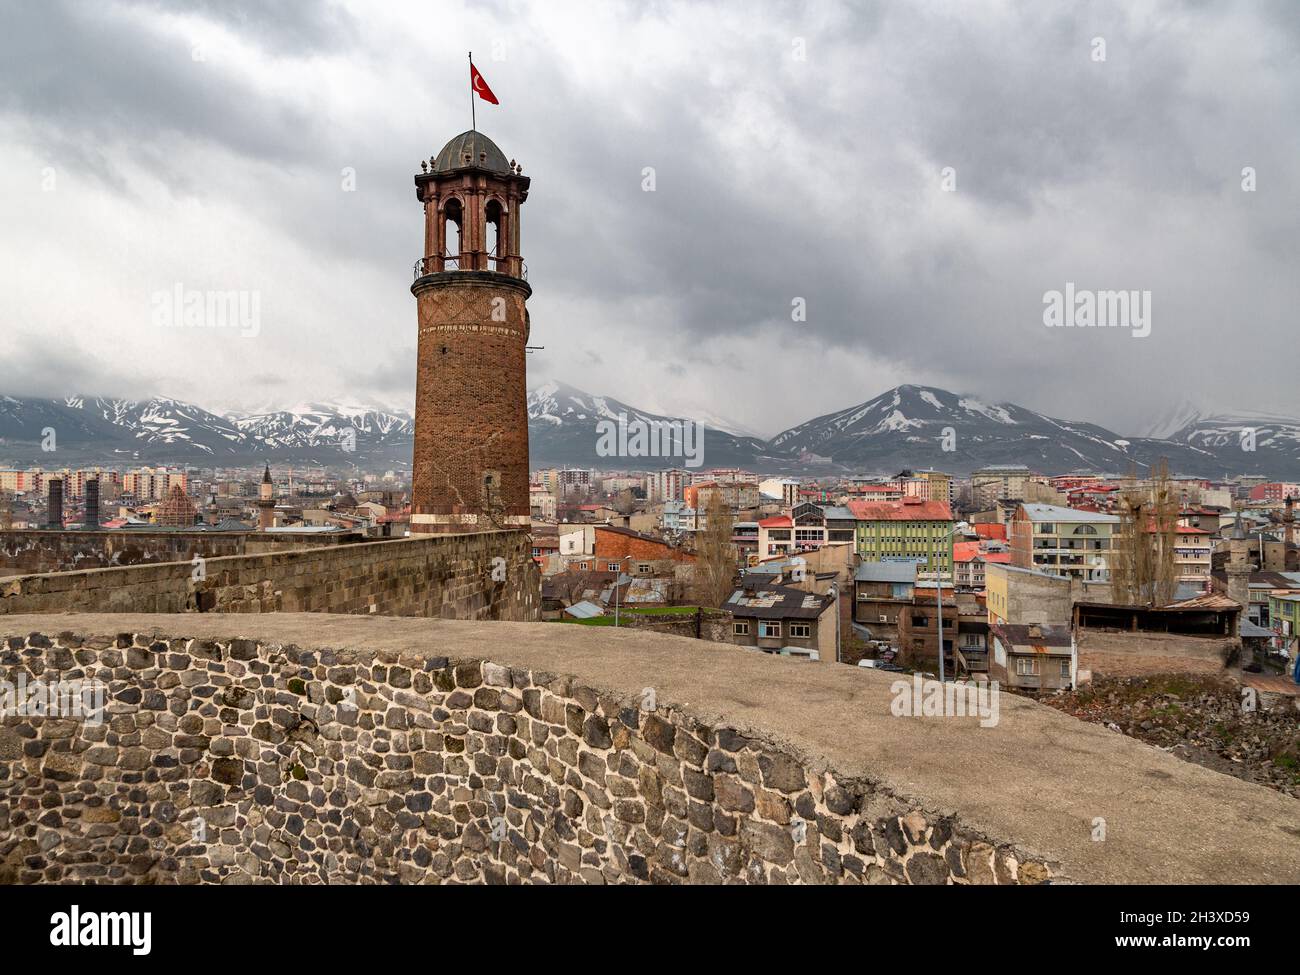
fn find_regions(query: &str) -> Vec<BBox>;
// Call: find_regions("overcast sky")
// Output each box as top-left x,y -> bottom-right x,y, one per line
1,0 -> 1296,438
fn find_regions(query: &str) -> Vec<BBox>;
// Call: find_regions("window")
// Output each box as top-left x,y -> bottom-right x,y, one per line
790,623 -> 811,638
637,563 -> 651,573
733,621 -> 750,636
912,615 -> 928,627
607,563 -> 620,572
1015,657 -> 1039,676
1059,660 -> 1071,678
759,620 -> 781,639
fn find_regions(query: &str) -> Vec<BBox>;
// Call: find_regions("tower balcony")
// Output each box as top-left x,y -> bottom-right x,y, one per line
414,253 -> 528,281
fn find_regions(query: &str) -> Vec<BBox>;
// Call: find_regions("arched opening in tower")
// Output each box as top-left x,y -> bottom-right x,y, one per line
485,199 -> 504,272
443,198 -> 463,270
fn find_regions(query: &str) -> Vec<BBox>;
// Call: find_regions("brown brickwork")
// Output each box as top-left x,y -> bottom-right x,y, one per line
592,526 -> 696,563
411,274 -> 531,531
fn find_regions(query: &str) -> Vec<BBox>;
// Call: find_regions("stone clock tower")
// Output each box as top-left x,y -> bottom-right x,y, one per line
410,130 -> 532,534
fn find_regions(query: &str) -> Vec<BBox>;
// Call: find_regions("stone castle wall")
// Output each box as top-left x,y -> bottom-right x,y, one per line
0,532 -> 539,621
0,529 -> 365,577
0,627 -> 1049,885
615,609 -> 735,644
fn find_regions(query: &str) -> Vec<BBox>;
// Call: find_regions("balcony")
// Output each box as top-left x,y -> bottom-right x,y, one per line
414,254 -> 528,281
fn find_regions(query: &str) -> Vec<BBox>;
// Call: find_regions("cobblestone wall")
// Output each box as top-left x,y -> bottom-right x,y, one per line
0,630 -> 1052,884
0,532 -> 538,621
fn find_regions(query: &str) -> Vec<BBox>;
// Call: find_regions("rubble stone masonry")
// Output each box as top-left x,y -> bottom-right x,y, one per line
1,627 -> 1051,884
0,529 -> 364,577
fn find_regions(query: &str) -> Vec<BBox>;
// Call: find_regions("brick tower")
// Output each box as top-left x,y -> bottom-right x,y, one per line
410,129 -> 532,534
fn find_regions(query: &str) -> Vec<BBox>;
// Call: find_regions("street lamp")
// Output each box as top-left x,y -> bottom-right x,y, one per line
612,555 -> 632,627
933,524 -> 962,683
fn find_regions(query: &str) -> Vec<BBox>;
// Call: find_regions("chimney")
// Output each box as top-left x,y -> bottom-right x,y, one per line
47,479 -> 63,530
85,478 -> 100,529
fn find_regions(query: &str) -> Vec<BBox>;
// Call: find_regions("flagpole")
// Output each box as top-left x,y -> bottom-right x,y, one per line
468,51 -> 475,132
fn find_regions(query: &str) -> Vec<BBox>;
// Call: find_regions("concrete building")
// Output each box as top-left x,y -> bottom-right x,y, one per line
852,560 -> 921,646
1009,503 -> 1118,581
849,498 -> 955,579
725,581 -> 837,661
988,623 -> 1074,691
971,465 -> 1033,509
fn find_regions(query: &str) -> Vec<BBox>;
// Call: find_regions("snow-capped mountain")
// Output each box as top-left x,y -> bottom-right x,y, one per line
763,384 -> 1229,476
527,380 -> 768,469
1163,412 -> 1300,477
2,384 -> 1299,477
0,396 -> 415,468
227,404 -> 414,453
1139,400 -> 1203,440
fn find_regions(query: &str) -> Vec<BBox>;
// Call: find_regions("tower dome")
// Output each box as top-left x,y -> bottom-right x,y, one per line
432,130 -> 511,175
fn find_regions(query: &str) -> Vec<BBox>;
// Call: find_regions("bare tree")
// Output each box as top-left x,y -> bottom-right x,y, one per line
1112,459 -> 1179,606
691,491 -> 737,607
613,488 -> 637,516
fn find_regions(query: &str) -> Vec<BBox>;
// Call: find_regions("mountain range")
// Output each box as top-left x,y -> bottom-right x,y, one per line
1,384 -> 1298,478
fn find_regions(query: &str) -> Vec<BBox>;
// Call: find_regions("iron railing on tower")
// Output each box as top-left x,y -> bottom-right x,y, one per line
413,254 -> 528,281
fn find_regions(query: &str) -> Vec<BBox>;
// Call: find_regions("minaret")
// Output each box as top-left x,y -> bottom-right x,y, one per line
409,130 -> 532,534
1226,508 -> 1252,640
257,464 -> 275,531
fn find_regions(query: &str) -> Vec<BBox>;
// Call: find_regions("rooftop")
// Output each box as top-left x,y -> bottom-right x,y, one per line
430,129 -> 512,175
1018,503 -> 1119,524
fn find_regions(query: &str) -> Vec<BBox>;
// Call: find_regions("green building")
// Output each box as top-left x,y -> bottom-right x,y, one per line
850,499 -> 955,577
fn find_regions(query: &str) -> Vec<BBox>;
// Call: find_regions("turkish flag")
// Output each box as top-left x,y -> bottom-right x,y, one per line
470,62 -> 499,105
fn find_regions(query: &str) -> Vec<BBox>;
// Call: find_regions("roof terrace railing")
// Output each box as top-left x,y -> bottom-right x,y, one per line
414,254 -> 528,281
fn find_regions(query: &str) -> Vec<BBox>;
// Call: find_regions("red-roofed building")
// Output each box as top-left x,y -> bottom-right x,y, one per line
952,541 -> 1012,590
758,515 -> 794,558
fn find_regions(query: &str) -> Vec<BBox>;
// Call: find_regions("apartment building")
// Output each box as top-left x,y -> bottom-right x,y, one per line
970,465 -> 1033,508
1174,525 -> 1213,585
849,498 -> 955,578
758,478 -> 800,507
1009,503 -> 1117,581
646,468 -> 690,503
684,480 -> 759,511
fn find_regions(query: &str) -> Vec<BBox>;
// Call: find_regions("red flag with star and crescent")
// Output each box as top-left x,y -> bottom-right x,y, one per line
470,61 -> 499,104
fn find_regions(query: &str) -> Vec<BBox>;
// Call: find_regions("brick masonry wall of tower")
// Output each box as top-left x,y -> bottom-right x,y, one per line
412,274 -> 531,530
0,629 -> 1052,885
